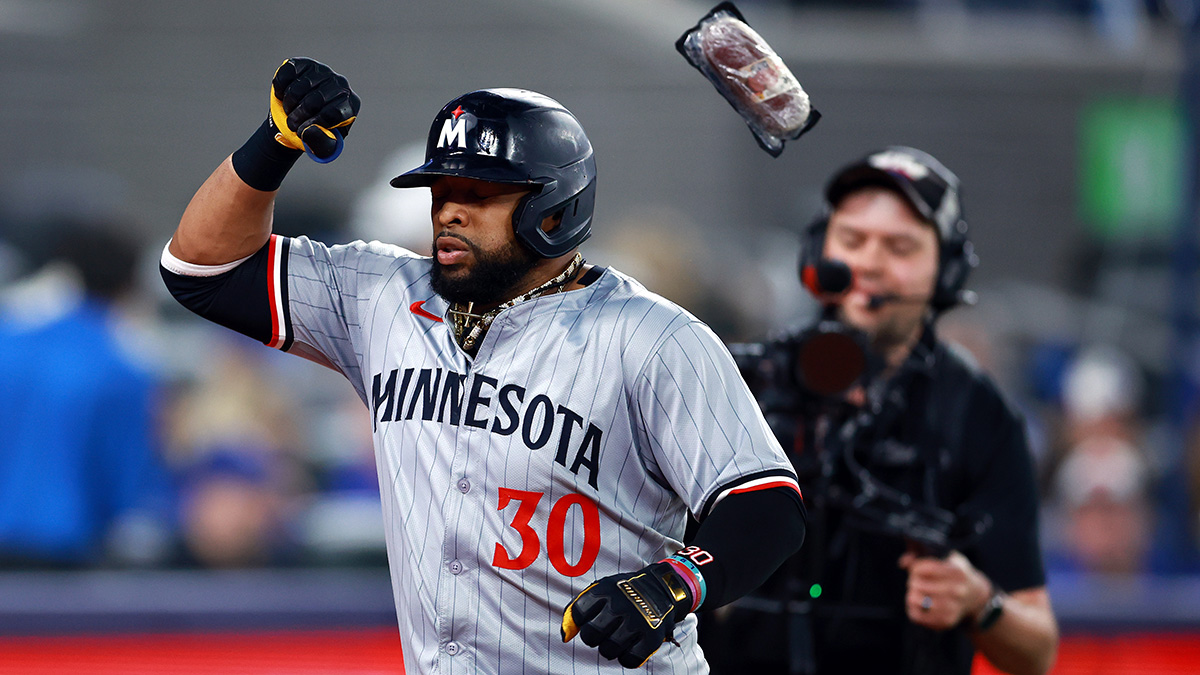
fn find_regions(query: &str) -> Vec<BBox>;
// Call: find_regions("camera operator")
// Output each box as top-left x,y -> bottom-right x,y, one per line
700,147 -> 1058,675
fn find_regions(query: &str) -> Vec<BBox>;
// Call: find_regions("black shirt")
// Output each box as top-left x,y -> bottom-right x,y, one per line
701,326 -> 1045,675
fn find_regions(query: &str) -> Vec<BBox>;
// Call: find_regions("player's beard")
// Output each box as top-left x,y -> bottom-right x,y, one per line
430,234 -> 540,306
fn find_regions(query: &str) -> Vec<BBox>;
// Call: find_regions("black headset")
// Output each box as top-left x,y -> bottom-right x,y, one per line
799,147 -> 979,314
797,208 -> 976,314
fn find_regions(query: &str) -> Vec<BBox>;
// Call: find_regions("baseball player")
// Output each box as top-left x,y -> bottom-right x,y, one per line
161,58 -> 806,673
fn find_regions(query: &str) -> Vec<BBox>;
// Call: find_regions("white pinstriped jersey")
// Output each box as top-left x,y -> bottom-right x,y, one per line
163,233 -> 800,674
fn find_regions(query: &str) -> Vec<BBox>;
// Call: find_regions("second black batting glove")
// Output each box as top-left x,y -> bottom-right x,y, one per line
269,57 -> 360,163
561,561 -> 694,669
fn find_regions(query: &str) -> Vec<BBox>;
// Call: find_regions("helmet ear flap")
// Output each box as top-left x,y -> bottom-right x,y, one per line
512,174 -> 596,258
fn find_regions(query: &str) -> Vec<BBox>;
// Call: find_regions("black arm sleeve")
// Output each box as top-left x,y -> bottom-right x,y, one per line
159,239 -> 286,348
689,486 -> 806,610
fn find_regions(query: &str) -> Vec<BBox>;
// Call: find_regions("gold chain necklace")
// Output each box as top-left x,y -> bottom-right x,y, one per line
448,252 -> 584,353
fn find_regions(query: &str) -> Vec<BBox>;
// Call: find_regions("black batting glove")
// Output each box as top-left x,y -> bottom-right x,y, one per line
269,57 -> 360,163
561,561 -> 693,669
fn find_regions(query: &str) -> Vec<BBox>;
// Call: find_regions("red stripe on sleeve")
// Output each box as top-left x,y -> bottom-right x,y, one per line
266,235 -> 283,349
730,480 -> 803,499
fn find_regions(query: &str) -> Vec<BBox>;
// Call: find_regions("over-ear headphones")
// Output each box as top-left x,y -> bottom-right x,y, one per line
798,147 -> 978,315
932,218 -> 977,312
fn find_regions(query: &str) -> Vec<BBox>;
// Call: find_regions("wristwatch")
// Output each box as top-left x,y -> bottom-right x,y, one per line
974,590 -> 1005,631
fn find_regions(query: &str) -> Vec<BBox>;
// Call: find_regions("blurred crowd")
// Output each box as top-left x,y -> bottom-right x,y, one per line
1,157 -> 1199,584
0,185 -> 385,571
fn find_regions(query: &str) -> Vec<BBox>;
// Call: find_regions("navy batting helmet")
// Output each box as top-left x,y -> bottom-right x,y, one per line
390,88 -> 596,259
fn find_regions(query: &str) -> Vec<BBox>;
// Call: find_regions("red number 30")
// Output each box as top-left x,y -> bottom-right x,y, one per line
492,488 -> 601,577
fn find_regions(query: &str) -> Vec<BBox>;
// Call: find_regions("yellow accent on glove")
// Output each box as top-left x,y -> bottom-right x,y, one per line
560,581 -> 596,643
269,86 -> 305,151
268,61 -> 355,155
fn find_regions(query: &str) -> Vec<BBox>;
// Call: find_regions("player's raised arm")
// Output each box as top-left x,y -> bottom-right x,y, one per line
169,57 -> 360,265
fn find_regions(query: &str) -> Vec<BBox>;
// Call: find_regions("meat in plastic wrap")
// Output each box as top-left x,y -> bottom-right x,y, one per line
676,2 -> 819,157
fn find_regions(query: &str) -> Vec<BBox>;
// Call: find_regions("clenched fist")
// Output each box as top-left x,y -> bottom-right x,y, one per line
562,561 -> 693,669
269,57 -> 360,162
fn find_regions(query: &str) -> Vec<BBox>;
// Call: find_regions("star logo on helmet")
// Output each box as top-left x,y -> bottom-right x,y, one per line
438,108 -> 472,149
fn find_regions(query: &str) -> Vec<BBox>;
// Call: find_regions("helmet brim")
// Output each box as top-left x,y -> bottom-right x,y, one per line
390,155 -> 544,190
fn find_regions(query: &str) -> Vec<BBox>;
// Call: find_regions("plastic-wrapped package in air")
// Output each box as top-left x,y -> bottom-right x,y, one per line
676,2 -> 819,157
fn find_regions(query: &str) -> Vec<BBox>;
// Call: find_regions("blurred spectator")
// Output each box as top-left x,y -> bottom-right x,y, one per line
0,218 -> 175,568
158,327 -> 387,568
1054,436 -> 1152,575
1060,345 -> 1143,437
163,335 -> 313,568
295,390 -> 386,566
1043,344 -> 1155,576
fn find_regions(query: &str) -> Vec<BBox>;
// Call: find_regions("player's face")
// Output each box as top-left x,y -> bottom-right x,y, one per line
428,176 -> 539,306
824,187 -> 939,355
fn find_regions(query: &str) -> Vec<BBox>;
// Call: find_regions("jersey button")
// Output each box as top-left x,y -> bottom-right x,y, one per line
445,641 -> 461,656
457,478 -> 470,494
449,560 -> 463,575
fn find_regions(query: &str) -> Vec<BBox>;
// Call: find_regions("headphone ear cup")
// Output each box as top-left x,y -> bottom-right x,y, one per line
933,235 -> 973,310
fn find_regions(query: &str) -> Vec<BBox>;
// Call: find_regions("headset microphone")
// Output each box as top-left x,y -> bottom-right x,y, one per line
867,289 -> 976,310
804,260 -> 926,311
801,258 -> 853,298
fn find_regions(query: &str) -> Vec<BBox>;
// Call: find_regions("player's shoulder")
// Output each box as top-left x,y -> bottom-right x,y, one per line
287,235 -> 430,277
288,235 -> 424,261
585,266 -> 728,368
590,266 -> 703,329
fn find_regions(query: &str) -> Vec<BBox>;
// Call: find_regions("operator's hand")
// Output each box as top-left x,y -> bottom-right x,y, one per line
269,57 -> 360,163
899,548 -> 991,631
562,561 -> 693,669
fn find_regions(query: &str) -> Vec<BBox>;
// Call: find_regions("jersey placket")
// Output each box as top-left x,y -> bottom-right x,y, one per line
437,365 -> 486,674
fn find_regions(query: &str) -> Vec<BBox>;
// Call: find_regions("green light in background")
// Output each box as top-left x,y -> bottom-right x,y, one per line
1080,97 -> 1185,240
809,584 -> 822,599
